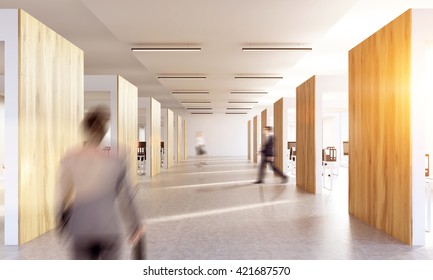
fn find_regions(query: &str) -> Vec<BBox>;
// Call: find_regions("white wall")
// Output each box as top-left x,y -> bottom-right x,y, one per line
412,9 -> 433,246
186,113 -> 248,157
424,43 -> 433,171
138,126 -> 145,141
322,116 -> 339,149
1,9 -> 19,245
0,95 -> 4,175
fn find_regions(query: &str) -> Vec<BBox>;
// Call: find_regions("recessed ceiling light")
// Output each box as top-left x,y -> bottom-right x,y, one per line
226,112 -> 248,115
234,76 -> 283,79
191,112 -> 213,115
180,101 -> 211,104
242,47 -> 312,51
172,91 -> 209,95
226,107 -> 252,110
228,101 -> 259,104
230,91 -> 267,95
132,47 -> 201,52
186,107 -> 212,110
159,76 -> 207,79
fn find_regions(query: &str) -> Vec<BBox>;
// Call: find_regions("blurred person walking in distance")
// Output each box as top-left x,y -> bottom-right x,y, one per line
195,131 -> 207,167
55,105 -> 144,260
255,126 -> 288,184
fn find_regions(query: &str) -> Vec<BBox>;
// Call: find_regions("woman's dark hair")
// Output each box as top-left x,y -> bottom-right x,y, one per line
82,105 -> 110,144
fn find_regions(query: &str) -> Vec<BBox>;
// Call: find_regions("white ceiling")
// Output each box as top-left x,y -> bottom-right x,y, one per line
1,0 -> 433,115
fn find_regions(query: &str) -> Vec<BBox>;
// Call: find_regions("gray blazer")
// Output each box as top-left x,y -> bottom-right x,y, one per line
55,147 -> 141,239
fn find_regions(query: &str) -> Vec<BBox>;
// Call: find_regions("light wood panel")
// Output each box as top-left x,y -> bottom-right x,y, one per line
274,98 -> 284,172
18,10 -> 83,244
177,116 -> 182,163
166,109 -> 174,168
183,119 -> 187,160
253,116 -> 258,163
248,120 -> 251,161
261,109 -> 267,148
150,98 -> 161,176
296,76 -> 316,194
348,10 -> 412,244
117,75 -> 138,186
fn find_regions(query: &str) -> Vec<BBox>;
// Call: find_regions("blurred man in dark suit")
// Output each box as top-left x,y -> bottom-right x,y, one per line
255,126 -> 288,184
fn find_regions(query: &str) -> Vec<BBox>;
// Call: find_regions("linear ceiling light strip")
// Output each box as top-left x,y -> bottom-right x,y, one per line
228,101 -> 258,104
132,47 -> 201,52
234,76 -> 283,79
159,76 -> 207,79
180,101 -> 211,104
230,91 -> 267,94
172,91 -> 210,95
226,108 -> 252,110
191,112 -> 213,115
226,112 -> 248,114
186,108 -> 212,110
242,47 -> 312,51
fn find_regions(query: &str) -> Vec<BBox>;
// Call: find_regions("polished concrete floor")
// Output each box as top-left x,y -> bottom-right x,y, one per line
1,157 -> 433,260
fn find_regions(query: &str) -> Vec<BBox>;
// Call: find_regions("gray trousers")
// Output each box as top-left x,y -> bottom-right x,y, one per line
257,158 -> 286,182
72,236 -> 121,260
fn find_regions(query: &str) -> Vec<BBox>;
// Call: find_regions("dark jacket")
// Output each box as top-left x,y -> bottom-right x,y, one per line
261,135 -> 274,157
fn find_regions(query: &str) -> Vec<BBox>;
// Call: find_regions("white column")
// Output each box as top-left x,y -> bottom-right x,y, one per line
1,9 -> 19,245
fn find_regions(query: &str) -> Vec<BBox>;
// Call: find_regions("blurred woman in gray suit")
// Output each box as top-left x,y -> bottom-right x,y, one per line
55,105 -> 144,260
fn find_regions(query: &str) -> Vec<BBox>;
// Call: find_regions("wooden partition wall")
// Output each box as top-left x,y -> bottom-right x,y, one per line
18,10 -> 83,244
253,116 -> 258,163
183,119 -> 187,160
274,98 -> 284,172
166,109 -> 174,168
248,120 -> 251,160
296,76 -> 317,194
144,97 -> 161,177
177,115 -> 182,163
349,10 -> 412,244
117,76 -> 138,186
261,109 -> 267,147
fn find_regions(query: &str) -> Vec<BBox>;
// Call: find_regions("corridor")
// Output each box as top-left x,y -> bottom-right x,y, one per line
1,157 -> 433,260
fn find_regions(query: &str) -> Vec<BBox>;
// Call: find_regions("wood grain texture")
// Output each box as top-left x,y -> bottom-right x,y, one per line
117,75 -> 138,186
177,116 -> 182,163
183,119 -> 187,160
166,109 -> 174,168
274,98 -> 284,172
348,10 -> 412,244
296,76 -> 317,194
150,98 -> 161,176
248,120 -> 251,160
261,109 -> 267,149
253,116 -> 258,163
18,10 -> 83,244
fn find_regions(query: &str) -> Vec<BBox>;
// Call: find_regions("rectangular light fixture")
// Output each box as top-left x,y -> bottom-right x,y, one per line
132,47 -> 201,52
186,107 -> 212,110
191,112 -> 213,115
234,76 -> 283,79
230,91 -> 267,95
228,101 -> 258,104
226,112 -> 248,115
172,91 -> 209,95
242,47 -> 312,51
180,101 -> 211,104
159,76 -> 207,79
227,107 -> 252,110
